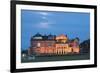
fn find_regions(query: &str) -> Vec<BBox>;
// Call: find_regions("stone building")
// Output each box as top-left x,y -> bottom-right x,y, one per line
28,33 -> 80,56
28,33 -> 56,55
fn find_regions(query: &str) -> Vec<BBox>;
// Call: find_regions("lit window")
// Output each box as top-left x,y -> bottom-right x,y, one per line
37,43 -> 40,47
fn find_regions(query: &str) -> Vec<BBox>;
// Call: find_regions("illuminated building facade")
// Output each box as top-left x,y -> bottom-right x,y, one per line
28,33 -> 80,56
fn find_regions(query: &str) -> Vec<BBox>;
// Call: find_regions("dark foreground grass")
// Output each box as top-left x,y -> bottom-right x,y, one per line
21,53 -> 90,63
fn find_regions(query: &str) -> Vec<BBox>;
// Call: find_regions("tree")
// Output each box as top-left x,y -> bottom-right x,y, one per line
80,39 -> 90,53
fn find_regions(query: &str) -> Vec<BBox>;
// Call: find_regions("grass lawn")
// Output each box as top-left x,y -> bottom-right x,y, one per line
21,53 -> 90,63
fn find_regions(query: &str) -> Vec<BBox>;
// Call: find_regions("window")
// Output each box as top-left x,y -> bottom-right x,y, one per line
37,43 -> 41,47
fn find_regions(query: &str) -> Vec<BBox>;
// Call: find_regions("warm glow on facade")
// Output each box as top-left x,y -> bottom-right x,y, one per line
56,34 -> 68,43
28,33 -> 80,56
34,44 -> 79,55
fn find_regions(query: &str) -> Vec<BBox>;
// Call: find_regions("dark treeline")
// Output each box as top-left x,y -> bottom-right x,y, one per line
80,39 -> 90,53
22,49 -> 28,55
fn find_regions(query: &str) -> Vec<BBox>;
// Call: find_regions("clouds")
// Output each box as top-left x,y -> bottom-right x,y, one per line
35,22 -> 51,29
38,12 -> 49,16
42,16 -> 47,19
38,12 -> 49,20
34,12 -> 52,29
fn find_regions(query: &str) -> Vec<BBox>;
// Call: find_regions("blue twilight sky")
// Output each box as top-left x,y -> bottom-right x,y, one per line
21,10 -> 90,50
